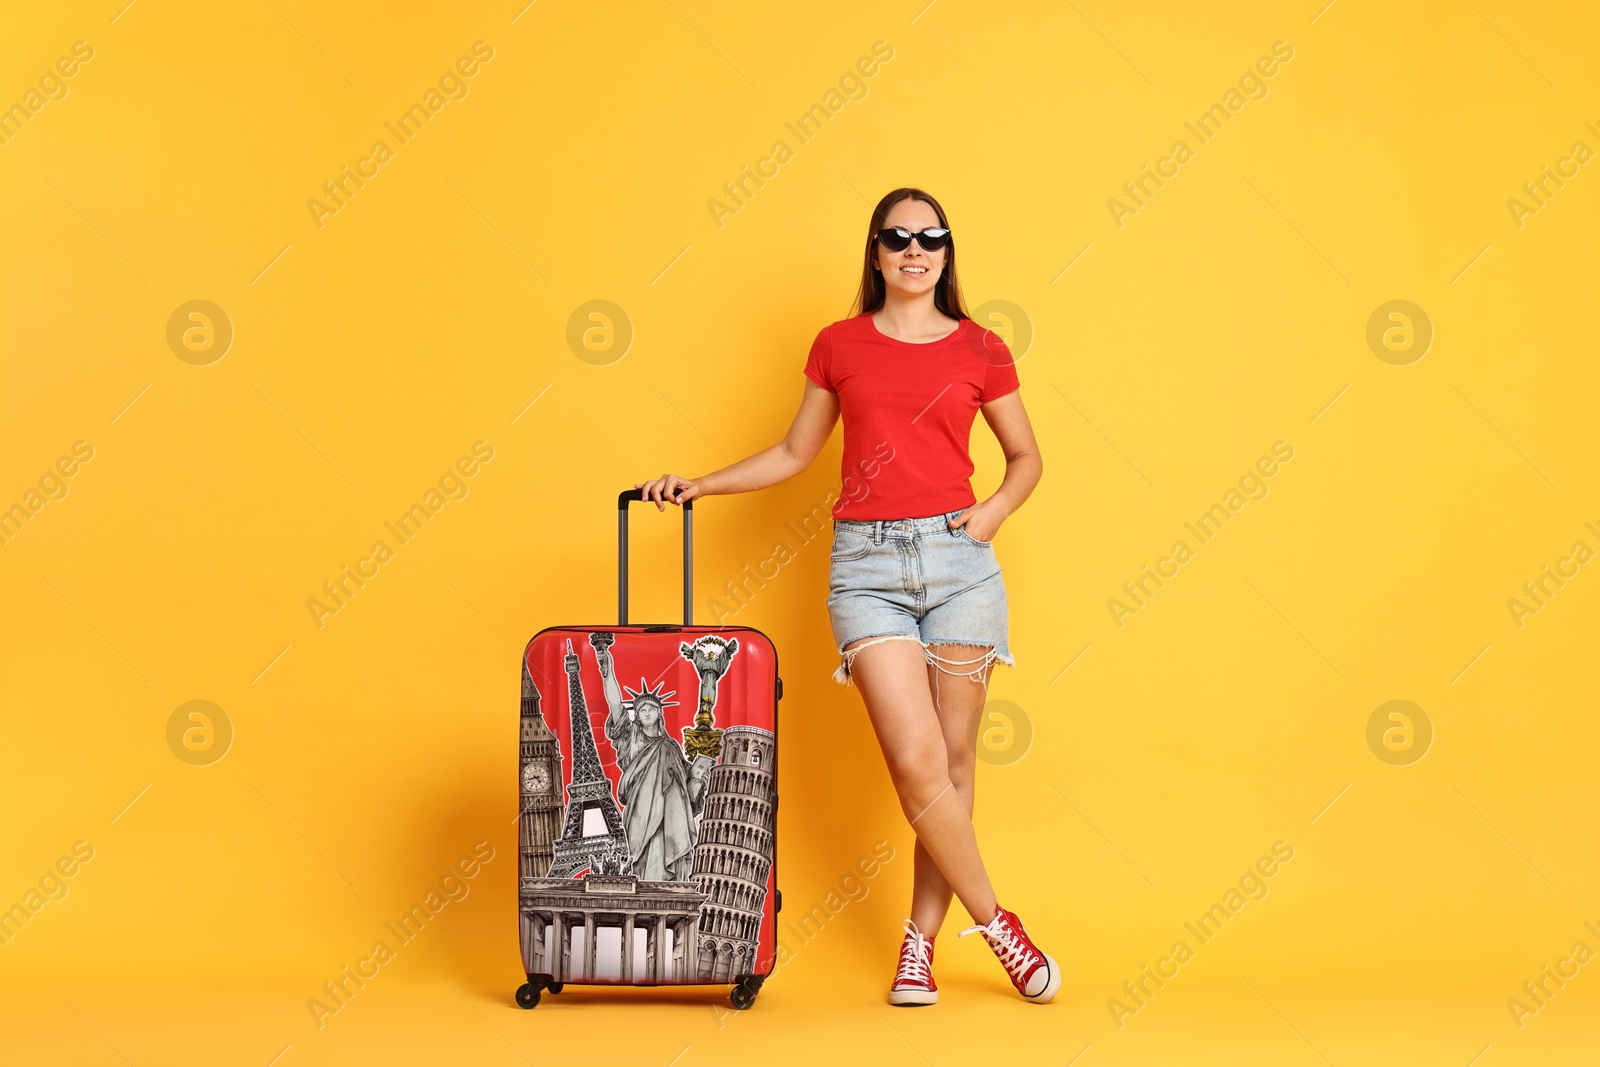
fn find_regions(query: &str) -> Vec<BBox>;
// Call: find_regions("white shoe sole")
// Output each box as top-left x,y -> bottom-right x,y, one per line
1023,954 -> 1062,1003
889,987 -> 939,1006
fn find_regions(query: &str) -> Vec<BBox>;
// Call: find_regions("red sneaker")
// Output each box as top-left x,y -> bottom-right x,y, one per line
959,904 -> 1060,1002
888,919 -> 938,1006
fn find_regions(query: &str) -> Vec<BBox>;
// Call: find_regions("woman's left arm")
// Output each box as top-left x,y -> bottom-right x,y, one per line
951,390 -> 1043,542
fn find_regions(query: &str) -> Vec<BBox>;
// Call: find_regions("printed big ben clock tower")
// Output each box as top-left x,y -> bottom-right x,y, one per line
519,662 -> 561,881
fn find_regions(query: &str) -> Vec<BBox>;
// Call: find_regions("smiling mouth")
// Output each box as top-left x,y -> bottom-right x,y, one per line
900,266 -> 928,275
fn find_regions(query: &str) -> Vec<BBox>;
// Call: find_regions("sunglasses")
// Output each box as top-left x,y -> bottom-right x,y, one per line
874,226 -> 952,253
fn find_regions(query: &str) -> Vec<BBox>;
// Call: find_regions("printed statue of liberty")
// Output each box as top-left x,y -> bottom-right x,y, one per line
591,632 -> 712,881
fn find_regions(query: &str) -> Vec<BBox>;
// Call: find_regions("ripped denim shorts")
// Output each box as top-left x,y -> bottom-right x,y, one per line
825,508 -> 1015,689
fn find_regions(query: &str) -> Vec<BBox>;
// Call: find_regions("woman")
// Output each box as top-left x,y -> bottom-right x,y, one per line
636,187 -> 1055,1005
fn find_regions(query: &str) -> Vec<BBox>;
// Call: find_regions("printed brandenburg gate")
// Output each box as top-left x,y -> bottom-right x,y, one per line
521,874 -> 708,981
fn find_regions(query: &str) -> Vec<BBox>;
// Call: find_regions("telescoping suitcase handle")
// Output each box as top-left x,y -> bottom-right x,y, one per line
617,488 -> 693,626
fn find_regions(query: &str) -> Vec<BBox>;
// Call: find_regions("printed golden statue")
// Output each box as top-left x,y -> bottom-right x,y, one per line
679,634 -> 739,762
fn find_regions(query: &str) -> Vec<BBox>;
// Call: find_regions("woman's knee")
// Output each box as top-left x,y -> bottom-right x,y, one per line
891,744 -> 957,815
883,742 -> 951,804
946,751 -> 976,798
897,772 -> 959,822
884,734 -> 946,783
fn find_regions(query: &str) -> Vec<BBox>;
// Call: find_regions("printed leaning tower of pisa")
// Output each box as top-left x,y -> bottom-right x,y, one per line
690,725 -> 776,980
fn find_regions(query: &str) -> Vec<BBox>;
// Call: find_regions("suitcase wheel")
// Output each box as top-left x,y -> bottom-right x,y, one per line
730,975 -> 764,1010
515,983 -> 541,1009
548,982 -> 564,994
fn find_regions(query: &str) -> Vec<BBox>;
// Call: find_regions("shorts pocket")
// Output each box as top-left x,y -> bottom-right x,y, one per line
956,525 -> 993,548
829,529 -> 873,562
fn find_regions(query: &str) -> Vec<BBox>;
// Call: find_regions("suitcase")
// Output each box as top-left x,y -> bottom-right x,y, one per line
515,489 -> 782,1010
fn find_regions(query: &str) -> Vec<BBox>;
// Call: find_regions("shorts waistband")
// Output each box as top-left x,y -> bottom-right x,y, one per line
833,509 -> 964,541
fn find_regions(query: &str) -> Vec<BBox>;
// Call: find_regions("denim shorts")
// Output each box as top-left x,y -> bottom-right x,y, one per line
825,508 -> 1015,687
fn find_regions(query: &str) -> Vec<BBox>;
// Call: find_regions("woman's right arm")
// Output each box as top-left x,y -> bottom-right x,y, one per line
636,380 -> 838,509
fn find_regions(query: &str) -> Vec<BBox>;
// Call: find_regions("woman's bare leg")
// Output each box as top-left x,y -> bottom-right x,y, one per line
844,635 -> 998,926
909,643 -> 992,937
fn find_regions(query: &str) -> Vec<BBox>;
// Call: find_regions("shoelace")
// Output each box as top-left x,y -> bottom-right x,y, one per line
959,910 -> 1034,980
894,919 -> 933,985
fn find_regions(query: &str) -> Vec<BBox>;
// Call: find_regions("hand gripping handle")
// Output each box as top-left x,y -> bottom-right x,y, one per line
616,489 -> 692,626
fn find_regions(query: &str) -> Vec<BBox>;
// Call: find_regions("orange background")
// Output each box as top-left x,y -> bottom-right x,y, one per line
2,1 -> 1598,1063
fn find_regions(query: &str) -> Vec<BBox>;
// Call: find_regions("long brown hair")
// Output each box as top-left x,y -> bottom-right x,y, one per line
849,187 -> 970,320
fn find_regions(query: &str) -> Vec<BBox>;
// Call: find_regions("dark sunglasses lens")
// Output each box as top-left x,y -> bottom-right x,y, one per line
915,228 -> 950,250
877,228 -> 912,252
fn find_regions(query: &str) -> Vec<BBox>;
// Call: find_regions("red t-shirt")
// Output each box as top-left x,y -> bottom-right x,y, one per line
803,313 -> 1020,520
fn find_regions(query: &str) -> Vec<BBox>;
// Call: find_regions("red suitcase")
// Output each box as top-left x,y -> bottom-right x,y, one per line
515,490 -> 781,1010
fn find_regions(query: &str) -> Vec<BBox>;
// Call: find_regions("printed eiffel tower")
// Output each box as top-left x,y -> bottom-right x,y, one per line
546,636 -> 633,878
